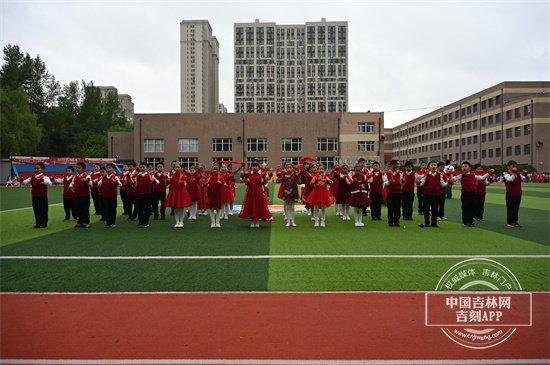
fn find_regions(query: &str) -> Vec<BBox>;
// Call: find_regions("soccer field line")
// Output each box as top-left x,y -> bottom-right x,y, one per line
0,203 -> 63,213
0,254 -> 549,260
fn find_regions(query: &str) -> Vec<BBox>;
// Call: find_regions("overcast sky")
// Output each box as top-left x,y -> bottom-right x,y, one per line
1,0 -> 549,127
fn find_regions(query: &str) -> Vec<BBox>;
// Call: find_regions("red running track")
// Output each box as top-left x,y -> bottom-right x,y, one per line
0,292 -> 548,362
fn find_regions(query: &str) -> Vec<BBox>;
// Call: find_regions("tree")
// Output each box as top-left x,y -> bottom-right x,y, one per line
0,87 -> 42,157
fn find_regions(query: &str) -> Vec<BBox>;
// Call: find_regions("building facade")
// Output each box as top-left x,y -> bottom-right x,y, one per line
387,81 -> 550,172
97,86 -> 135,125
180,20 -> 219,113
218,103 -> 228,113
234,19 -> 348,114
108,112 -> 383,169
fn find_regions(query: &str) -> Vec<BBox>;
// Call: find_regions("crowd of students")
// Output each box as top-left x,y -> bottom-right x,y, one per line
21,158 -> 527,230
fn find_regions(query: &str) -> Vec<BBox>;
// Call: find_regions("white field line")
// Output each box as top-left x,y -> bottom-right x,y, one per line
0,359 -> 548,365
0,254 -> 549,260
0,203 -> 62,213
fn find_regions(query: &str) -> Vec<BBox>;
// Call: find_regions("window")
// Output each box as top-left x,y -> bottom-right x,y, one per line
481,117 -> 486,127
524,144 -> 531,155
246,157 -> 268,167
144,157 -> 164,168
524,125 -> 531,135
506,146 -> 512,156
247,138 -> 268,152
212,156 -> 232,163
178,157 -> 198,170
482,150 -> 487,158
496,130 -> 501,140
488,149 -> 494,158
178,138 -> 198,152
481,134 -> 487,142
514,108 -> 521,118
496,148 -> 501,157
281,157 -> 299,165
281,138 -> 302,152
317,138 -> 338,151
514,126 -> 521,137
506,110 -> 512,120
514,145 -> 521,155
488,132 -> 494,141
473,135 -> 478,144
524,105 -> 531,115
357,141 -> 375,152
467,151 -> 472,160
144,139 -> 164,153
506,128 -> 512,138
317,157 -> 339,169
212,138 -> 232,152
358,122 -> 375,133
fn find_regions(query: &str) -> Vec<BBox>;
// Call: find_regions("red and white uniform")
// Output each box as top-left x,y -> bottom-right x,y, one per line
22,173 -> 52,197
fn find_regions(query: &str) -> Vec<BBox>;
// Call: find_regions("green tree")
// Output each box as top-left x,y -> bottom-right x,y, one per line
0,87 -> 42,156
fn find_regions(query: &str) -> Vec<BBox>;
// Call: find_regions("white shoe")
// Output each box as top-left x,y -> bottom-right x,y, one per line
180,223 -> 184,228
285,221 -> 291,227
314,220 -> 319,227
320,220 -> 325,227
291,221 -> 296,227
355,222 -> 361,227
311,216 -> 316,221
250,222 -> 255,228
358,222 -> 364,227
174,223 -> 180,228
215,222 -> 221,228
255,223 -> 260,228
223,215 -> 228,220
210,222 -> 216,228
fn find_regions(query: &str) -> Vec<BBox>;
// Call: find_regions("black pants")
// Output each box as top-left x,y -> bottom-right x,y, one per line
387,193 -> 401,225
63,198 -> 75,220
32,196 -> 48,227
401,191 -> 415,219
461,192 -> 476,226
91,189 -> 102,215
423,195 -> 439,226
445,185 -> 453,199
126,194 -> 136,219
417,187 -> 425,214
152,191 -> 166,218
102,197 -> 117,226
506,195 -> 521,225
370,192 -> 383,219
438,193 -> 446,218
74,196 -> 90,225
135,194 -> 151,226
120,189 -> 128,214
474,194 -> 486,219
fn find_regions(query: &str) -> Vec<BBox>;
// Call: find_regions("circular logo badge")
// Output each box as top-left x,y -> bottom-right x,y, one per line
433,258 -> 524,349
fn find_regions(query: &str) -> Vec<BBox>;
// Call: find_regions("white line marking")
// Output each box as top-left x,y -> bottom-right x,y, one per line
0,359 -> 548,365
0,203 -> 62,213
1,254 -> 549,260
2,291 -> 549,295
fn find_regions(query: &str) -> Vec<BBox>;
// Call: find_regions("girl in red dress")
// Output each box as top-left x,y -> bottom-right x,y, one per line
165,162 -> 192,228
205,164 -> 224,228
306,164 -> 334,227
346,165 -> 372,227
196,166 -> 209,216
186,166 -> 199,220
329,165 -> 342,216
300,163 -> 316,218
333,164 -> 352,220
276,163 -> 300,227
239,162 -> 272,228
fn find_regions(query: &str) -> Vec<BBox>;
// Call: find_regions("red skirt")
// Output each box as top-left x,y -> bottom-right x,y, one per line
187,183 -> 199,202
221,184 -> 234,204
346,192 -> 371,208
239,186 -> 272,220
306,186 -> 334,207
207,184 -> 222,210
198,185 -> 208,210
277,184 -> 285,199
336,182 -> 352,204
165,188 -> 192,208
301,185 -> 311,203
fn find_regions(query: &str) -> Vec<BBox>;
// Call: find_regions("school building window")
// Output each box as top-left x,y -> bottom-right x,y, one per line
281,138 -> 302,152
357,141 -> 374,152
524,105 -> 531,115
358,122 -> 375,133
247,138 -> 268,152
178,157 -> 198,170
524,125 -> 531,135
496,130 -> 501,140
514,126 -> 521,137
281,157 -> 299,165
246,157 -> 268,167
144,157 -> 164,168
178,138 -> 198,152
514,145 -> 521,156
495,148 -> 501,157
506,146 -> 512,156
524,144 -> 531,155
144,139 -> 164,153
482,150 -> 487,158
506,128 -> 512,138
317,138 -> 338,151
488,149 -> 494,158
317,157 -> 339,169
212,156 -> 232,163
212,138 -> 233,152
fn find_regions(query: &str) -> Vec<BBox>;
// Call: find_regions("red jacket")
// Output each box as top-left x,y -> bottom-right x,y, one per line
71,173 -> 91,198
423,172 -> 444,196
504,172 -> 523,197
28,174 -> 50,197
401,171 -> 415,193
385,170 -> 402,194
370,171 -> 383,193
134,173 -> 157,195
152,172 -> 168,193
99,174 -> 120,198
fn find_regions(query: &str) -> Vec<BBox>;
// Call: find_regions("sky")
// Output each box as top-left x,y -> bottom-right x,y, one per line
1,0 -> 549,128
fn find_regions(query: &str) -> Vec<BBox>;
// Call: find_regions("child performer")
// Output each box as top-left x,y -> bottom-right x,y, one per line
418,161 -> 448,228
329,164 -> 342,216
152,162 -> 168,220
124,162 -> 138,220
436,162 -> 449,220
503,160 -> 526,227
383,160 -> 402,227
334,164 -> 352,220
401,161 -> 415,221
119,164 -> 129,215
276,163 -> 300,227
369,161 -> 383,221
473,163 -> 491,221
70,162 -> 93,228
165,162 -> 192,228
306,164 -> 334,227
416,161 -> 428,215
451,161 -> 490,227
186,166 -> 199,220
300,162 -> 315,217
22,162 -> 52,228
54,166 -> 76,221
240,162 -> 273,228
98,163 -> 122,228
346,165 -> 371,227
132,162 -> 159,228
90,163 -> 102,216
197,165 -> 210,216
205,164 -> 224,228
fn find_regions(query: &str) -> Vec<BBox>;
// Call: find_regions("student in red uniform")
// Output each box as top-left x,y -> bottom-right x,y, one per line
300,163 -> 315,217
205,164 -> 224,228
383,160 -> 402,227
22,162 -> 52,228
124,162 -> 138,221
186,166 -> 200,220
240,162 -> 273,228
70,162 -> 93,228
436,162 -> 448,220
276,163 -> 300,227
165,162 -> 192,228
452,161 -> 490,227
133,162 -> 159,228
306,164 -> 333,227
151,162 -> 168,220
346,165 -> 371,227
503,160 -> 526,227
98,163 -> 122,227
416,161 -> 428,215
401,161 -> 415,221
474,163 -> 491,221
119,164 -> 129,215
54,166 -> 76,221
418,161 -> 448,228
98,166 -> 107,221
369,161 -> 383,221
334,164 -> 352,220
90,163 -> 102,216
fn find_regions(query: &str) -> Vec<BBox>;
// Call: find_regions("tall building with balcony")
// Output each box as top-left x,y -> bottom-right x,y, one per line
180,20 -> 219,113
234,18 -> 348,113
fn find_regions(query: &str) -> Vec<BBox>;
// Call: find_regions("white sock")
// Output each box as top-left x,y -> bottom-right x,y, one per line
321,207 -> 326,222
209,210 -> 216,224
